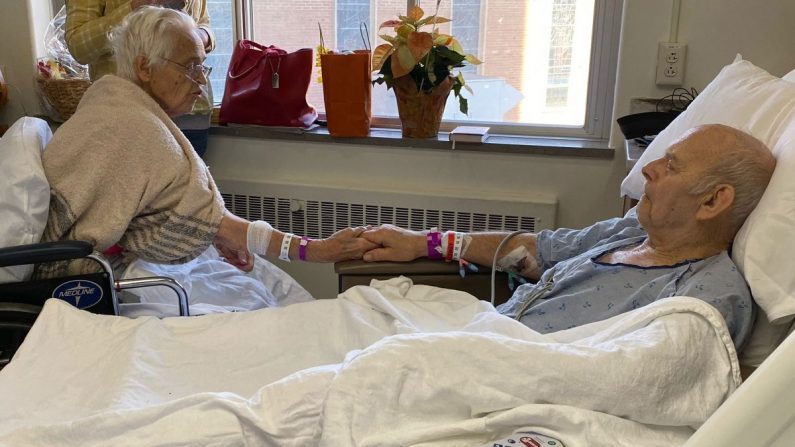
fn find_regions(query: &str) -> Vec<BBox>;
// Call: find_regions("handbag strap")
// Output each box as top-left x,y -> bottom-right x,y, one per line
227,42 -> 288,80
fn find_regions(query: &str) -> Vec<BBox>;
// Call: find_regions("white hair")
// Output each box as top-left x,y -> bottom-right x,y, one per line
687,125 -> 775,235
109,6 -> 197,82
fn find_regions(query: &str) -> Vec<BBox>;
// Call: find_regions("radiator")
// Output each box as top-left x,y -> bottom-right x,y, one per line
217,180 -> 557,239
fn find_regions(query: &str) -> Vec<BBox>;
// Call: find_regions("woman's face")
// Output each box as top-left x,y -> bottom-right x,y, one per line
141,29 -> 207,117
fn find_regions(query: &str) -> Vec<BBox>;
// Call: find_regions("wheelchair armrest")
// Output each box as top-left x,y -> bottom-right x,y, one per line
0,241 -> 93,267
0,241 -> 190,317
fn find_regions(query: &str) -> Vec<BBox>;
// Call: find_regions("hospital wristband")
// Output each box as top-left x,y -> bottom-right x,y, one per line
247,220 -> 273,255
426,228 -> 443,260
445,231 -> 455,261
442,231 -> 465,262
451,232 -> 464,261
299,236 -> 311,261
279,233 -> 294,262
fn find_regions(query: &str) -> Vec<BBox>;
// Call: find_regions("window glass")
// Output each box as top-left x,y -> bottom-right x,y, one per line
206,0 -> 235,103
209,0 -> 613,135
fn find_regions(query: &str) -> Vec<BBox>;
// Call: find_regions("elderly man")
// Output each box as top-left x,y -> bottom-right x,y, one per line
362,124 -> 776,349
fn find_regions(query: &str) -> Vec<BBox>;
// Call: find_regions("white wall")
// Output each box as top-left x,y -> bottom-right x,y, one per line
610,0 -> 795,145
0,0 -> 50,124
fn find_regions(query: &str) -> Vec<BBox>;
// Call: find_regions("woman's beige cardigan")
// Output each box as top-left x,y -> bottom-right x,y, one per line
37,75 -> 225,278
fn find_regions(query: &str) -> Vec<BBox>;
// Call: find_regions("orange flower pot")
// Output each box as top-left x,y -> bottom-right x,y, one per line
393,75 -> 454,138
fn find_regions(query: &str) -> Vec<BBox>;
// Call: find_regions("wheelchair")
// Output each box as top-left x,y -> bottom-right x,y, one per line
0,240 -> 189,369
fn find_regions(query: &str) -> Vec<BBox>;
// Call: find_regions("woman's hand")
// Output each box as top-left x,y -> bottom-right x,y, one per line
361,224 -> 426,262
215,240 -> 255,272
308,226 -> 379,263
214,212 -> 254,272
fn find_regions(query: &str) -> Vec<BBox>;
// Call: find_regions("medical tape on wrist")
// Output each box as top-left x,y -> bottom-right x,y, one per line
457,233 -> 472,261
279,233 -> 294,262
247,220 -> 273,255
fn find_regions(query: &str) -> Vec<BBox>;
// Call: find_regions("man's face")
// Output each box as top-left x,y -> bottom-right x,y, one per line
636,130 -> 719,232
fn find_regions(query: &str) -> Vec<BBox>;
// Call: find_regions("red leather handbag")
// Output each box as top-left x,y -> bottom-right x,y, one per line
219,40 -> 318,127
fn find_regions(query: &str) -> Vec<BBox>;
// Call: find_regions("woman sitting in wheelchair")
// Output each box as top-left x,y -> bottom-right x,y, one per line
35,6 -> 375,310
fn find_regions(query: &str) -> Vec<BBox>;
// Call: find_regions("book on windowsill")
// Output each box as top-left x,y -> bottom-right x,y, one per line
449,126 -> 490,147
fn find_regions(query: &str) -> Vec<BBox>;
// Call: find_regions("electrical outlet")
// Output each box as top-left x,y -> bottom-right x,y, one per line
656,42 -> 686,86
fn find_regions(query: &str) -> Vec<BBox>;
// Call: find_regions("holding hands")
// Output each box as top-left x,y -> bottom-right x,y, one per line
218,221 -> 423,271
360,225 -> 425,262
305,226 -> 380,263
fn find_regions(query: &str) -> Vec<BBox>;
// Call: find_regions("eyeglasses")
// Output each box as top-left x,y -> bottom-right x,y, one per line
160,58 -> 212,80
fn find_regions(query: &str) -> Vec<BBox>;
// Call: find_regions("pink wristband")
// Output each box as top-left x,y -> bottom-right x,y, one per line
426,229 -> 443,260
299,236 -> 311,261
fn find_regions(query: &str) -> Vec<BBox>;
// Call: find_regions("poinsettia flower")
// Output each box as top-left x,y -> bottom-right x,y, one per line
370,1 -> 483,115
371,43 -> 394,72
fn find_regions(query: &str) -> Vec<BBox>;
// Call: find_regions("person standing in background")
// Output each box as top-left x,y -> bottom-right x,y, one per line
64,0 -> 215,157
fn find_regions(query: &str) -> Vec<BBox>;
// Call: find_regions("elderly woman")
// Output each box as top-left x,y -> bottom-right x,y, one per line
37,7 -> 374,305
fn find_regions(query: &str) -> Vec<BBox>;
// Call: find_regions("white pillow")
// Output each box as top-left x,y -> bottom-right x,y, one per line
620,55 -> 795,199
734,115 -> 795,366
783,68 -> 795,82
0,117 -> 52,283
618,56 -> 795,366
733,108 -> 795,324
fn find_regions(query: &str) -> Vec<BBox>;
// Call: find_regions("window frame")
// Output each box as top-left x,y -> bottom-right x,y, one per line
232,0 -> 622,141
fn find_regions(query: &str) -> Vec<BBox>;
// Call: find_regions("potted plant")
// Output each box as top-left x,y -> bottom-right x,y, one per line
372,2 -> 482,138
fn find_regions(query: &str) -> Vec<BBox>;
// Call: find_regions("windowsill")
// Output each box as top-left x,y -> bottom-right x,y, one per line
210,125 -> 614,159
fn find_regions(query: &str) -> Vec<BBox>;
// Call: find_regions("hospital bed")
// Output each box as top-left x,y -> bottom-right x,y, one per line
1,55 -> 795,446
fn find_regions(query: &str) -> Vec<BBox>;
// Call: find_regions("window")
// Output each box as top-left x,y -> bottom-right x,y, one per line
209,0 -> 622,140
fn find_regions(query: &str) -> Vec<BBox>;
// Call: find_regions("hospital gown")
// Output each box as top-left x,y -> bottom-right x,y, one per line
496,209 -> 755,349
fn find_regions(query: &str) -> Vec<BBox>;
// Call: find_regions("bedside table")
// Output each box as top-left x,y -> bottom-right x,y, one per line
335,259 -> 514,306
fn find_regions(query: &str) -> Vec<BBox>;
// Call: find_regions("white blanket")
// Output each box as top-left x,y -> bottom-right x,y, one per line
0,277 -> 741,446
119,247 -> 314,316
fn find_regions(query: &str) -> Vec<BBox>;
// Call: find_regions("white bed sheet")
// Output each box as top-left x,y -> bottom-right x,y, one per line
120,246 -> 314,316
0,277 -> 741,446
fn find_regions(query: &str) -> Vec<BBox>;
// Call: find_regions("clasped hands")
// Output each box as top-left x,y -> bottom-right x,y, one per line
215,224 -> 425,272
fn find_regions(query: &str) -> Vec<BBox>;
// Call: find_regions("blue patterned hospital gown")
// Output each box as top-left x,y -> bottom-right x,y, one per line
496,210 -> 755,349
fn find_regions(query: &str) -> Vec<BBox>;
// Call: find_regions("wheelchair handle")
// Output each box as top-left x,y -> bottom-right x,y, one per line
0,241 -> 93,267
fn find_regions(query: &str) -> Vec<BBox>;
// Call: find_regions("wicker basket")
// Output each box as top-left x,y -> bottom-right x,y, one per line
37,77 -> 91,122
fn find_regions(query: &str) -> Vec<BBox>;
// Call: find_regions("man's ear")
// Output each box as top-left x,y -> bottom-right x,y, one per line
696,184 -> 735,221
134,55 -> 152,82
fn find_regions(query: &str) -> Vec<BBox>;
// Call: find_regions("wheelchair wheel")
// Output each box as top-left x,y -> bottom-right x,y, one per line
0,303 -> 42,370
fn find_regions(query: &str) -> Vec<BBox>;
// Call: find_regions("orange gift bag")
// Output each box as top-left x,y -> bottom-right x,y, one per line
320,50 -> 372,137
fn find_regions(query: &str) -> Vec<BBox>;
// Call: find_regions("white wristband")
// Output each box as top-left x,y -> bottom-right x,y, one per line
247,220 -> 273,255
279,233 -> 294,262
451,232 -> 464,261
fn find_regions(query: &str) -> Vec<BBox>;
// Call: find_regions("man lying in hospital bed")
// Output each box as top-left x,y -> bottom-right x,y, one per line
2,57 -> 795,445
360,123 -> 774,351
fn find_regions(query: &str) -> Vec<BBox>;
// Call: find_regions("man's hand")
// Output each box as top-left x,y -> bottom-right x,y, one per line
131,0 -> 187,10
361,224 -> 426,262
309,226 -> 379,263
